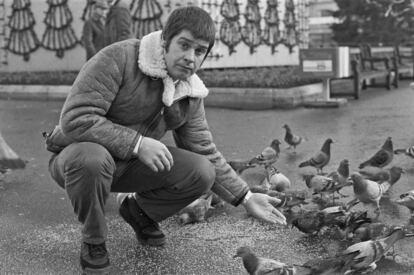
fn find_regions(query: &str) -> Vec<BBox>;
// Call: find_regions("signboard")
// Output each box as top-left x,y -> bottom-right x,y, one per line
299,47 -> 350,78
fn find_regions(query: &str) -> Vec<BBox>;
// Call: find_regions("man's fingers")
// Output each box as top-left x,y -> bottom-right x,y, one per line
272,208 -> 287,223
268,196 -> 282,206
153,159 -> 163,172
164,148 -> 174,167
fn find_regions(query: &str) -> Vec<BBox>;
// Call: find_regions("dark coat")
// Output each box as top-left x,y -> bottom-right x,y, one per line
104,0 -> 132,45
82,17 -> 105,60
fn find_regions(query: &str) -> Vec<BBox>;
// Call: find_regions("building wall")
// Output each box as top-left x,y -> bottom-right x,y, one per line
308,0 -> 338,48
0,0 -> 310,72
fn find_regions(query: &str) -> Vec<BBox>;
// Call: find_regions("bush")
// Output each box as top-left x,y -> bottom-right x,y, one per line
0,66 -> 322,88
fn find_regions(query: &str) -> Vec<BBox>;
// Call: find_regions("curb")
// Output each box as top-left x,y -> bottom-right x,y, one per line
0,83 -> 323,109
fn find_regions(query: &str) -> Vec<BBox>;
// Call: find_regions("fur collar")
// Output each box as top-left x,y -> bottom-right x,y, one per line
138,30 -> 209,107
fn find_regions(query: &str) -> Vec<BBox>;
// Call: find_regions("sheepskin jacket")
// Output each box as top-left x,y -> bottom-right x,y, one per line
46,31 -> 249,206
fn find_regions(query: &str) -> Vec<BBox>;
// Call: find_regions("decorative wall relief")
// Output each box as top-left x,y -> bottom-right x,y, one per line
7,0 -> 40,61
41,0 -> 78,58
219,0 -> 242,55
130,0 -> 163,39
202,0 -> 223,60
282,0 -> 299,53
81,0 -> 94,21
262,0 -> 281,54
241,0 -> 262,54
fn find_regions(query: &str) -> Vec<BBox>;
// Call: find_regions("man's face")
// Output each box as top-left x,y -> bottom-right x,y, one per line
164,30 -> 209,81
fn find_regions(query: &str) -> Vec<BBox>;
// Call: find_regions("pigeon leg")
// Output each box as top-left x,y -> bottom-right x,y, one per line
374,205 -> 381,220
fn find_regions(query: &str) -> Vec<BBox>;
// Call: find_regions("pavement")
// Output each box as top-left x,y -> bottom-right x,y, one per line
0,82 -> 324,109
1,81 -> 414,274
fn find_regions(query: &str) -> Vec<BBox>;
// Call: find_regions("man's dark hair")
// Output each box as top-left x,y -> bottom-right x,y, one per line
162,6 -> 216,58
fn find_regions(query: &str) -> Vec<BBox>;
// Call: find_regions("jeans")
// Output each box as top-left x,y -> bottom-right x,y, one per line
49,142 -> 215,244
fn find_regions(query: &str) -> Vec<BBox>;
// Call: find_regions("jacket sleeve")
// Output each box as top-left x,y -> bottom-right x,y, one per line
82,20 -> 96,59
59,43 -> 140,160
173,99 -> 249,206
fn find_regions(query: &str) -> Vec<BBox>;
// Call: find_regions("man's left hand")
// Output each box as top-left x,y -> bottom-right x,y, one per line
243,192 -> 287,226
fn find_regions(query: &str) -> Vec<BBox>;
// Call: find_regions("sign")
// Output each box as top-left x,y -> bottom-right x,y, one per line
299,47 -> 350,78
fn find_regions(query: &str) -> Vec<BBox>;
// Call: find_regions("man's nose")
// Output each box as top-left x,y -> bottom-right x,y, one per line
183,50 -> 195,63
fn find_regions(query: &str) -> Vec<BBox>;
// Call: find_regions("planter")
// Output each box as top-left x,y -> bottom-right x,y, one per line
204,82 -> 323,110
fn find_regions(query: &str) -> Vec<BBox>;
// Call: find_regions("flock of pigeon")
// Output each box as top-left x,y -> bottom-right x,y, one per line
180,124 -> 414,274
228,124 -> 414,275
2,125 -> 414,274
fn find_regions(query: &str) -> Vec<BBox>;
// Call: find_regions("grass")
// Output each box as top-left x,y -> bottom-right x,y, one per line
0,66 -> 323,88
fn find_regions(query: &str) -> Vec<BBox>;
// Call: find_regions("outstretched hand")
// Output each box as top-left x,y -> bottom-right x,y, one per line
138,137 -> 174,172
243,192 -> 287,226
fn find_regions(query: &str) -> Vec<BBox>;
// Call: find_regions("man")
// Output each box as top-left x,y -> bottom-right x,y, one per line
44,6 -> 286,274
104,0 -> 132,45
81,0 -> 108,60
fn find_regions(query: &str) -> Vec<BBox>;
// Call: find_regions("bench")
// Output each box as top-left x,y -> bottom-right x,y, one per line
393,45 -> 414,80
331,44 -> 396,100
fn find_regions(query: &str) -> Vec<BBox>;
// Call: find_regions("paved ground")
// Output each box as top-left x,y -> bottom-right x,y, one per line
1,81 -> 414,274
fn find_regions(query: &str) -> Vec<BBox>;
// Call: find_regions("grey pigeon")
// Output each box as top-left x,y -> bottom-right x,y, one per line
341,227 -> 413,274
359,166 -> 404,183
249,139 -> 281,168
228,160 -> 256,174
395,190 -> 414,216
178,193 -> 213,225
294,251 -> 359,275
234,246 -> 295,275
359,137 -> 393,169
299,138 -> 333,174
266,166 -> 291,192
283,124 -> 305,151
348,169 -> 403,218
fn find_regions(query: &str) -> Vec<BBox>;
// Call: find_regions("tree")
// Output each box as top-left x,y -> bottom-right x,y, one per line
331,0 -> 414,46
41,0 -> 78,58
6,0 -> 40,61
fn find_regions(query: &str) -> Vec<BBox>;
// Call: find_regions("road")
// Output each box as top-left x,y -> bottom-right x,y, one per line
1,81 -> 414,274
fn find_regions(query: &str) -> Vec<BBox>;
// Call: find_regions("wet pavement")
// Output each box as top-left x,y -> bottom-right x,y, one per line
1,81 -> 414,274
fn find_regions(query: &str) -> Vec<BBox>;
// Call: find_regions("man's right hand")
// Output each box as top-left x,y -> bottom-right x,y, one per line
138,137 -> 174,172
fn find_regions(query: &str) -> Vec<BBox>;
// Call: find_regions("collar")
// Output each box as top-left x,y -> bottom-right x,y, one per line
138,30 -> 209,107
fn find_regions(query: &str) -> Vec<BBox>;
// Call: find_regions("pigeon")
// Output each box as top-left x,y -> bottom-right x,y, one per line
395,190 -> 414,215
359,137 -> 393,169
178,193 -> 214,225
234,246 -> 296,275
351,222 -> 395,243
302,174 -> 336,197
294,251 -> 360,275
359,166 -> 404,183
266,166 -> 291,192
228,160 -> 256,174
291,208 -> 346,235
298,138 -> 333,174
282,124 -> 305,151
341,227 -> 412,274
348,170 -> 403,218
0,132 -> 26,171
394,145 -> 414,158
266,190 -> 309,209
327,159 -> 351,195
249,139 -> 281,168
336,211 -> 372,241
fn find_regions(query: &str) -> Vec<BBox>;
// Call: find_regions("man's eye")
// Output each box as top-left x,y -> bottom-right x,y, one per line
181,43 -> 189,50
196,49 -> 207,56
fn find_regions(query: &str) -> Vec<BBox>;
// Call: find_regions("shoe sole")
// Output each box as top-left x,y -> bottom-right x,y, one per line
119,206 -> 166,247
82,266 -> 110,275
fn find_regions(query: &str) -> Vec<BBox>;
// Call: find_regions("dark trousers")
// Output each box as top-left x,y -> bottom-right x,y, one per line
49,142 -> 215,244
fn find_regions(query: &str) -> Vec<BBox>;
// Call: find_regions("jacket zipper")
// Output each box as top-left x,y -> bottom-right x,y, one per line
141,95 -> 189,136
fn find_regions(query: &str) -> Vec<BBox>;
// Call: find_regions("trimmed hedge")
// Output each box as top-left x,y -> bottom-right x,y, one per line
0,66 -> 323,88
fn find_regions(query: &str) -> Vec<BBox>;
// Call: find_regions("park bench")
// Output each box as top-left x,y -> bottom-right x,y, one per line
393,44 -> 414,80
349,44 -> 396,99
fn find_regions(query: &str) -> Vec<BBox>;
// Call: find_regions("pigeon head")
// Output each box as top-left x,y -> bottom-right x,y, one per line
349,172 -> 365,192
400,190 -> 414,199
282,124 -> 291,131
382,137 -> 393,151
338,159 -> 350,177
321,138 -> 333,154
234,246 -> 253,258
302,173 -> 315,188
389,166 -> 404,184
270,139 -> 281,149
